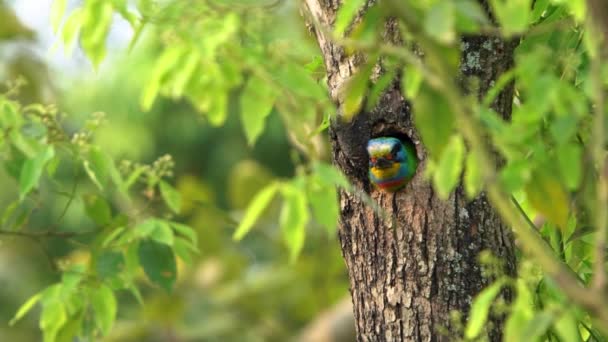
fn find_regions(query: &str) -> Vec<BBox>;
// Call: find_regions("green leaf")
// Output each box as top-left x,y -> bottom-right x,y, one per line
313,162 -> 350,189
51,0 -> 67,32
277,63 -> 327,101
102,226 -> 126,247
424,1 -> 455,44
10,292 -> 42,326
525,167 -> 570,229
141,47 -> 186,111
80,1 -> 113,67
557,144 -> 582,191
83,147 -> 119,190
174,237 -> 198,265
413,85 -> 454,157
505,279 -> 534,341
341,64 -> 372,120
89,284 -> 117,335
55,312 -> 82,342
366,68 -> 396,110
308,184 -> 339,234
433,135 -> 465,199
0,100 -> 21,127
159,180 -> 182,214
83,194 -> 112,226
95,250 -> 125,279
562,0 -> 586,22
138,239 -> 177,292
122,165 -> 146,192
233,182 -> 279,240
554,310 -> 582,342
19,145 -> 55,199
240,75 -> 277,146
520,311 -> 554,340
402,66 -> 423,98
334,0 -> 367,35
207,91 -> 228,126
1,199 -> 19,227
149,220 -> 174,246
40,299 -> 67,342
280,182 -> 309,263
465,278 -> 506,338
169,221 -> 198,245
464,149 -> 483,198
170,50 -> 200,98
489,0 -> 532,36
61,8 -> 83,54
454,0 -> 490,32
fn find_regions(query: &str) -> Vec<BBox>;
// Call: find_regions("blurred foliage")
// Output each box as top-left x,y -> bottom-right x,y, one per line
331,0 -> 606,340
0,1 -> 349,341
2,0 -> 608,341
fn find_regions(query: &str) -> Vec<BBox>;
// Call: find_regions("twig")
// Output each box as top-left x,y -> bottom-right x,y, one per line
588,19 -> 608,292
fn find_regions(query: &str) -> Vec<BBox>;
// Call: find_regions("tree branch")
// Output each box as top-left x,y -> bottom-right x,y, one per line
588,16 -> 608,293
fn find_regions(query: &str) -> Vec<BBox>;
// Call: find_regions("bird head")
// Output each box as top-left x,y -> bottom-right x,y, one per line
367,137 -> 406,170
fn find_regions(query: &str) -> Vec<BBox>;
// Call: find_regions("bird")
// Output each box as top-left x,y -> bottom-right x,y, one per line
367,137 -> 418,192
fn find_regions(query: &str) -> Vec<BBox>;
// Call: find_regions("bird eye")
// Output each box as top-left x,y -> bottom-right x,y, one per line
370,157 -> 377,163
386,155 -> 393,160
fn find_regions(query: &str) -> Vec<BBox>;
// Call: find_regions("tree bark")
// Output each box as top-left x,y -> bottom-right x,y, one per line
304,1 -> 517,341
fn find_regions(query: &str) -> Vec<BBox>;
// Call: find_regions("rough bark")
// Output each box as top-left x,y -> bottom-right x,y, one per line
304,1 -> 517,341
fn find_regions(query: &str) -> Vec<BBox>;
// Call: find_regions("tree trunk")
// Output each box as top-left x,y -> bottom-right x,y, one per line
304,1 -> 517,341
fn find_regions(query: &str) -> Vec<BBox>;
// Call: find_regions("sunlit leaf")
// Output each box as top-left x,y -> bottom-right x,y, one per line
80,1 -> 113,67
207,91 -> 228,126
10,292 -> 42,326
464,149 -> 483,198
83,147 -> 119,190
413,85 -> 454,157
160,180 -> 182,214
89,284 -> 117,335
520,311 -> 554,340
19,145 -> 55,200
525,167 -> 570,229
554,310 -> 582,342
557,143 -> 582,191
141,47 -> 186,111
51,0 -> 67,32
280,182 -> 308,263
308,180 -> 339,234
465,278 -> 506,338
454,0 -> 490,32
489,0 -> 532,36
433,135 -> 465,199
60,9 -> 83,54
424,1 -> 455,44
83,194 -> 112,226
233,182 -> 279,240
334,0 -> 367,35
40,297 -> 67,342
341,64 -> 372,120
240,75 -> 277,146
170,221 -> 198,245
402,66 -> 423,98
149,220 -> 174,246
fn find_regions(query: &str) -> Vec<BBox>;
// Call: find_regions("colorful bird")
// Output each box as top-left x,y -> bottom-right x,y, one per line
367,137 -> 418,192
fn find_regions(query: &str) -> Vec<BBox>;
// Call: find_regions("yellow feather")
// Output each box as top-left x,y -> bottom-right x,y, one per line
370,162 -> 401,179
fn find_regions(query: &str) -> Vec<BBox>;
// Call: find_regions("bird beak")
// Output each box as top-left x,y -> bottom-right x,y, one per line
374,158 -> 393,169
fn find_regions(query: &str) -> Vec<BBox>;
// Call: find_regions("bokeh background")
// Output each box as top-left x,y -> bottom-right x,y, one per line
0,1 -> 352,341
